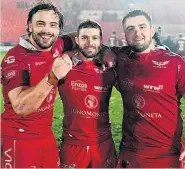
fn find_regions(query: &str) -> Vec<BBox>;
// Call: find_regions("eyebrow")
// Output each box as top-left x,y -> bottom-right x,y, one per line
126,23 -> 147,29
36,20 -> 58,25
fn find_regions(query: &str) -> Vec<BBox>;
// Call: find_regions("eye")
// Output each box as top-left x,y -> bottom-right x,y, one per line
140,25 -> 147,29
127,27 -> 134,31
50,23 -> 58,28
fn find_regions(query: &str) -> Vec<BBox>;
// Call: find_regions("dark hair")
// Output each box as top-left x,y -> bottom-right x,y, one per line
27,3 -> 63,34
122,10 -> 152,27
77,20 -> 103,39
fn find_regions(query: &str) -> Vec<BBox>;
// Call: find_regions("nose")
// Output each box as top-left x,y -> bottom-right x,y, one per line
135,27 -> 141,36
42,24 -> 52,34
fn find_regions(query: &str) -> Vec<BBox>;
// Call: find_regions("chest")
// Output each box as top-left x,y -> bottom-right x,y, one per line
116,58 -> 177,95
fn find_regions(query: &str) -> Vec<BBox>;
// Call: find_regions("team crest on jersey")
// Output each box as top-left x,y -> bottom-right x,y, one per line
152,60 -> 169,68
53,49 -> 59,58
94,68 -> 103,73
85,95 -> 98,109
132,94 -> 145,109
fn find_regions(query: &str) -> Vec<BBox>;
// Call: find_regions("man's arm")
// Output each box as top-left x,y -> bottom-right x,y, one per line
8,72 -> 57,117
7,56 -> 72,117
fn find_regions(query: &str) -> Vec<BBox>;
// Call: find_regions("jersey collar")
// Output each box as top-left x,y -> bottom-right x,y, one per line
19,34 -> 38,51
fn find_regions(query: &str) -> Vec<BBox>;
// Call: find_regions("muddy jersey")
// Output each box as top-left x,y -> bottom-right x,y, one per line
58,58 -> 116,146
113,47 -> 185,157
1,35 -> 73,139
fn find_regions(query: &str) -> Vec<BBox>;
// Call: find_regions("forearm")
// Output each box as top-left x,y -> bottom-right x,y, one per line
9,73 -> 57,117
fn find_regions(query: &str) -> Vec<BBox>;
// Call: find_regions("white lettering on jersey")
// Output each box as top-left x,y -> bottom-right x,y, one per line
71,108 -> 106,119
85,95 -> 98,109
4,56 -> 15,64
94,85 -> 110,92
71,80 -> 87,91
5,70 -> 17,79
35,61 -> 46,66
143,84 -> 163,93
4,148 -> 13,168
138,111 -> 162,120
152,60 -> 169,68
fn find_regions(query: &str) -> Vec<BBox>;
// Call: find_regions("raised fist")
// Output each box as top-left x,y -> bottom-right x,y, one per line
52,54 -> 72,80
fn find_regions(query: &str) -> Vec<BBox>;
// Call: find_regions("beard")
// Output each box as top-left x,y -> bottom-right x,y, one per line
128,38 -> 153,53
79,45 -> 102,59
32,32 -> 57,49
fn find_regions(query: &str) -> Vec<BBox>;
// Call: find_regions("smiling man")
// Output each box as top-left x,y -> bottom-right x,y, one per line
1,3 -> 74,168
58,20 -> 117,168
109,10 -> 185,168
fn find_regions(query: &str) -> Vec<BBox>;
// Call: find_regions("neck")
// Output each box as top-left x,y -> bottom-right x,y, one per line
78,52 -> 93,61
136,42 -> 155,54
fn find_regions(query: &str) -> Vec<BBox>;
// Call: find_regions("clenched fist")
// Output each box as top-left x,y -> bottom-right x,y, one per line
52,54 -> 72,80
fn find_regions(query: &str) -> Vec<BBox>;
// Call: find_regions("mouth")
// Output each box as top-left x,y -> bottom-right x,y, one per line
39,34 -> 53,40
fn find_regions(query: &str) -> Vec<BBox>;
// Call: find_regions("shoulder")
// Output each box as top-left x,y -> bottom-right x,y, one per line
1,45 -> 28,69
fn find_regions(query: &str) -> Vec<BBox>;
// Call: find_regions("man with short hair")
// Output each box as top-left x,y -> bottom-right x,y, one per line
58,20 -> 117,168
1,3 -> 74,168
109,10 -> 185,168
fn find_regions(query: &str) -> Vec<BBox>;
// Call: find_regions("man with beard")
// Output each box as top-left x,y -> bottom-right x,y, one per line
108,10 -> 185,168
1,3 -> 74,168
58,20 -> 117,168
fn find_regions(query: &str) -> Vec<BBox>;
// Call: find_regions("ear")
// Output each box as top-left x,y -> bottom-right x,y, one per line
151,26 -> 155,37
75,36 -> 79,45
28,22 -> 33,33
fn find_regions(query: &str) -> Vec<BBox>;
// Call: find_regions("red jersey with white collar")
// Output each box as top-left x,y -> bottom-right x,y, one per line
113,47 -> 185,157
58,57 -> 116,146
1,35 -> 72,139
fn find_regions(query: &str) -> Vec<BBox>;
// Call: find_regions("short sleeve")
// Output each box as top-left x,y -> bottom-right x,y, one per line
1,53 -> 30,93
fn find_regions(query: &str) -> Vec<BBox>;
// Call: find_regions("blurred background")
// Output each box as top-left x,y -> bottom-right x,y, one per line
1,0 -> 185,52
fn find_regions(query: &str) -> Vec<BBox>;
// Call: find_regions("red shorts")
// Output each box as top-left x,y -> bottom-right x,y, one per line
117,150 -> 180,168
60,137 -> 117,168
1,133 -> 60,168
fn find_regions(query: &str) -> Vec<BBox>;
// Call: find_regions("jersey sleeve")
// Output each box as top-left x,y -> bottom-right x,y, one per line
1,52 -> 30,93
176,56 -> 185,95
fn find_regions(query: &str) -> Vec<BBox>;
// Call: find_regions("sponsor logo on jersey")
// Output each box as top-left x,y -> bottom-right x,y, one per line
35,61 -> 46,66
71,108 -> 106,119
5,70 -> 17,79
94,85 -> 110,92
4,56 -> 15,64
120,78 -> 133,89
143,84 -> 163,93
85,95 -> 98,109
37,103 -> 54,112
152,60 -> 169,68
53,49 -> 59,58
4,148 -> 13,168
132,94 -> 145,109
71,80 -> 87,91
139,112 -> 162,119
